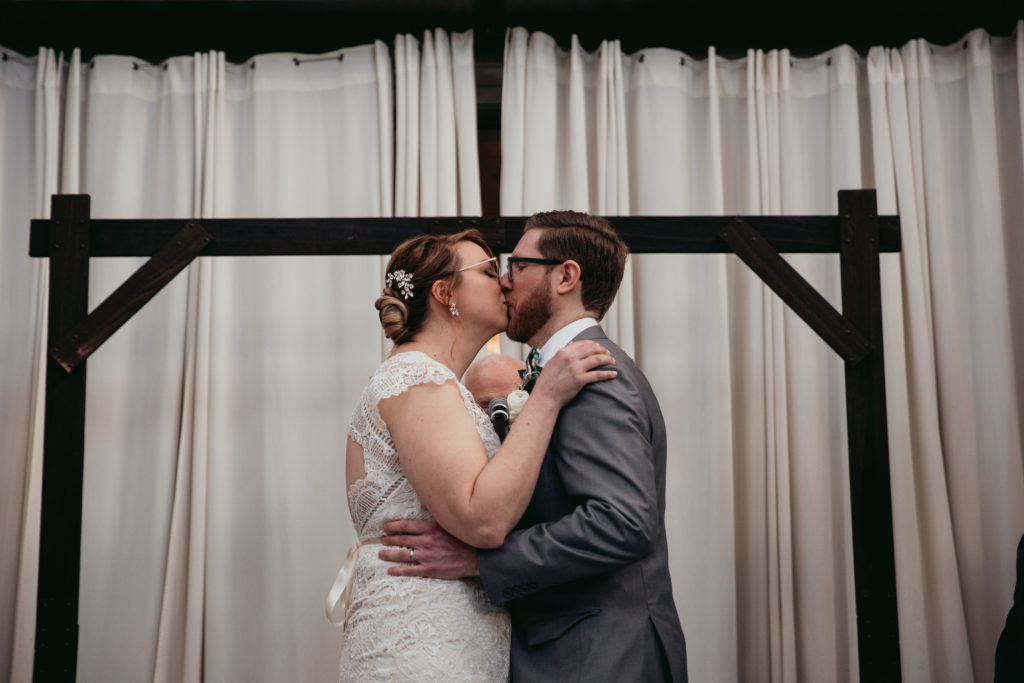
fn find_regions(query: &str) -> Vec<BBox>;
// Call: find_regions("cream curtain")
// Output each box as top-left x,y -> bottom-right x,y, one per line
0,46 -> 61,683
500,23 -> 1024,683
867,32 -> 1024,681
395,29 -> 481,217
2,30 -> 478,682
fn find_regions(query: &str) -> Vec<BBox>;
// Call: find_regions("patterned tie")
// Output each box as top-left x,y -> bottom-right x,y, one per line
519,347 -> 541,392
525,347 -> 540,373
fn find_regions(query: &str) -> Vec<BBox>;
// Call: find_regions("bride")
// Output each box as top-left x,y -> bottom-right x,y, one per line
333,229 -> 615,681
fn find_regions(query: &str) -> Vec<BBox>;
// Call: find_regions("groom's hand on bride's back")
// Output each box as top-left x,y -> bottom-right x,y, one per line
379,519 -> 480,579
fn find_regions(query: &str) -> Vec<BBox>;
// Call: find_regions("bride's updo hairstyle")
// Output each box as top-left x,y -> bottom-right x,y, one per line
376,229 -> 494,345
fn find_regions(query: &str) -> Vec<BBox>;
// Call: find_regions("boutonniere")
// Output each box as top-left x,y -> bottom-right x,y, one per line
507,389 -> 529,419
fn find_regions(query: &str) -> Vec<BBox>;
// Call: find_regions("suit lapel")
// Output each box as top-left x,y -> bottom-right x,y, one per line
518,325 -> 612,526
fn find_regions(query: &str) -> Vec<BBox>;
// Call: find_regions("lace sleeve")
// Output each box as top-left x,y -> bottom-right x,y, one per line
348,352 -> 463,464
373,354 -> 458,401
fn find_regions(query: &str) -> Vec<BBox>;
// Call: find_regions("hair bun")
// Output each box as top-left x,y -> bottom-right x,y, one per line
375,293 -> 412,344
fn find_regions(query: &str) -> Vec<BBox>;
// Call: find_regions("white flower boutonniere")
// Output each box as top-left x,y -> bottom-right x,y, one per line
507,389 -> 529,419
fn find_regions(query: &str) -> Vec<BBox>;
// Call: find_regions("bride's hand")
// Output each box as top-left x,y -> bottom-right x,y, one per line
531,340 -> 616,406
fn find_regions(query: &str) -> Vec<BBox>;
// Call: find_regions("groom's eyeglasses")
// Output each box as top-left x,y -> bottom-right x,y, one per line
505,256 -> 564,284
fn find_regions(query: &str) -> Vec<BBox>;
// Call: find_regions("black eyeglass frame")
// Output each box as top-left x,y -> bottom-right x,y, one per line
505,256 -> 564,283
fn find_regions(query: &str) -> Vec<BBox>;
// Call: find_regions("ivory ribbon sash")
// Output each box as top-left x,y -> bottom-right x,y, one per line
326,536 -> 384,629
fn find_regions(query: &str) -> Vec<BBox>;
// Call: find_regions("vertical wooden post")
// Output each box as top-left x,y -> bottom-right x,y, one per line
34,194 -> 91,682
839,189 -> 901,680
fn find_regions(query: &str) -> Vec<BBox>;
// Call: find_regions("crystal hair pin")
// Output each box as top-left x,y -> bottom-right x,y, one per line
386,269 -> 414,300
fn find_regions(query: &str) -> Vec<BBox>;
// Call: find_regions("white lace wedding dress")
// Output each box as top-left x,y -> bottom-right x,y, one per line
338,351 -> 510,681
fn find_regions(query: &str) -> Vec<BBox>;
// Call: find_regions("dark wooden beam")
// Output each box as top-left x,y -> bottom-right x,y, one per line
30,214 -> 901,257
718,217 -> 872,364
839,189 -> 901,680
49,220 -> 213,373
34,195 -> 91,682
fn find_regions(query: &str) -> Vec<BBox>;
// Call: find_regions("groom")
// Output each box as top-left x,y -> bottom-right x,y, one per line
382,210 -> 687,681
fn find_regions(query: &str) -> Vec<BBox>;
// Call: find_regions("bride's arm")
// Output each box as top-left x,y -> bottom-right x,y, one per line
381,341 -> 614,549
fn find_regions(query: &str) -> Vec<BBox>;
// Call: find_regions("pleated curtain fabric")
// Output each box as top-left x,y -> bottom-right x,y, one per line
500,23 -> 1024,683
395,29 -> 481,218
864,32 -> 1024,682
1,30 -> 479,682
0,46 -> 61,683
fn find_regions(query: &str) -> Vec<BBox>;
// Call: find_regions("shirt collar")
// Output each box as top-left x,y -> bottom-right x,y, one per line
536,317 -> 599,366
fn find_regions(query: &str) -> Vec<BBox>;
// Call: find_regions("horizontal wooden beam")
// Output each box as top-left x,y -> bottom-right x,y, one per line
30,215 -> 901,257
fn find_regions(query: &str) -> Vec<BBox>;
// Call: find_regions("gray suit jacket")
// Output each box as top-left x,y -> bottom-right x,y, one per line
478,326 -> 687,682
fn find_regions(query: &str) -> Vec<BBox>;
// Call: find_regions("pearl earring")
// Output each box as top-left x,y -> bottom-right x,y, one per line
449,300 -> 460,317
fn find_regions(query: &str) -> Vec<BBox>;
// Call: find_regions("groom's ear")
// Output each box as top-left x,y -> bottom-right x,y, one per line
554,259 -> 582,294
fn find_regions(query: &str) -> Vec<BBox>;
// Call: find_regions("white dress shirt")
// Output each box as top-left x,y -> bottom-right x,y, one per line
536,317 -> 599,367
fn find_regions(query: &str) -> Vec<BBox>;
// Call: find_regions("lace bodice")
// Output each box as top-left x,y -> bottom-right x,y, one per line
339,352 -> 510,681
347,351 -> 501,540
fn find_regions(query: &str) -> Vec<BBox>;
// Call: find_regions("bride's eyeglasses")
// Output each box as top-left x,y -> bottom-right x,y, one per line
456,256 -> 499,280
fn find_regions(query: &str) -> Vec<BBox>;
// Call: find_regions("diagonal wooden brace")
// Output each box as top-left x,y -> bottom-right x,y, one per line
719,218 -> 873,365
49,220 -> 213,373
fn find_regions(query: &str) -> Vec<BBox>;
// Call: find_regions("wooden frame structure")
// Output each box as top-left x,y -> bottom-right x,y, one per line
29,189 -> 902,680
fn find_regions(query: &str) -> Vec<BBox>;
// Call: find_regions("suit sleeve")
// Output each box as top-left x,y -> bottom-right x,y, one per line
477,366 -> 661,604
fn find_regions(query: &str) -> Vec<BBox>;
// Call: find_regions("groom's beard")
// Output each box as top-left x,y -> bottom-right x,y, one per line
506,285 -> 552,344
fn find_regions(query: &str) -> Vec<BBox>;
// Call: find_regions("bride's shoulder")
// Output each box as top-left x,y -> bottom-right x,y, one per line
380,350 -> 452,375
370,351 -> 457,399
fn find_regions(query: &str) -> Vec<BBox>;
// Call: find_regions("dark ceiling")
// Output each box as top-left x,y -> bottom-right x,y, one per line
1,0 -> 1020,63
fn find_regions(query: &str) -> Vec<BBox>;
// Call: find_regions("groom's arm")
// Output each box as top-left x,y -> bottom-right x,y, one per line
476,369 -> 661,603
378,518 -> 480,578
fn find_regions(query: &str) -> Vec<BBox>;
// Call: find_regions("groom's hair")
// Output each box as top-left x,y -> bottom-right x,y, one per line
524,210 -> 628,319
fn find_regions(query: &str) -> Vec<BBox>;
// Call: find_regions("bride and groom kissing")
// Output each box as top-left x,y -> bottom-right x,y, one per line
337,210 -> 687,681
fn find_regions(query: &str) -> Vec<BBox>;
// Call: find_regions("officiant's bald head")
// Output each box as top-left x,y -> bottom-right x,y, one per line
463,353 -> 525,412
